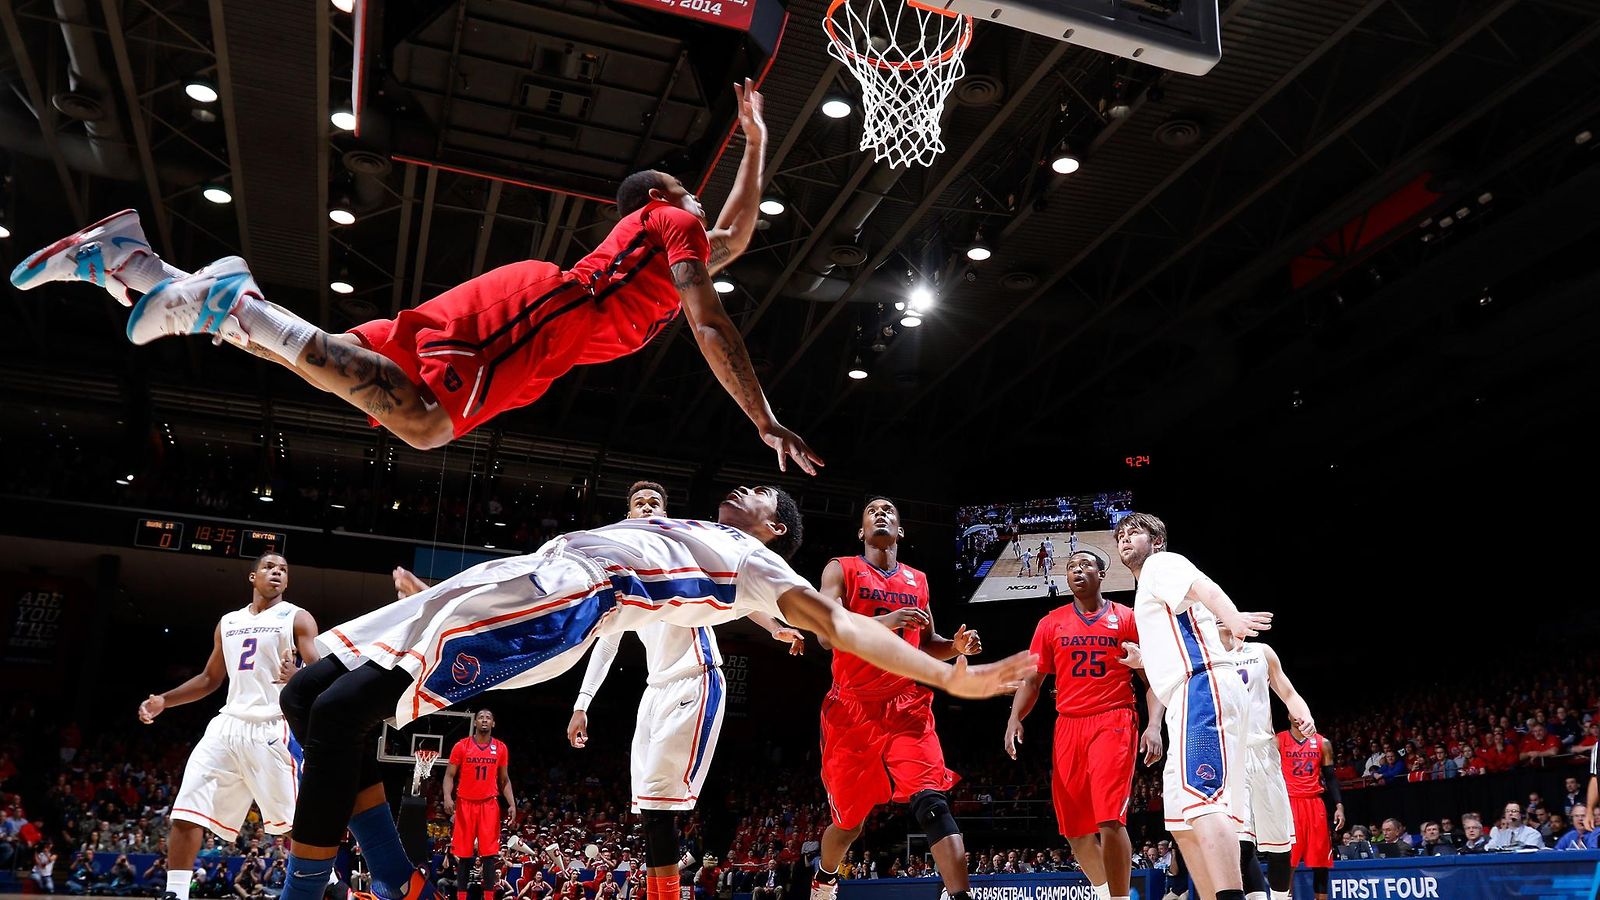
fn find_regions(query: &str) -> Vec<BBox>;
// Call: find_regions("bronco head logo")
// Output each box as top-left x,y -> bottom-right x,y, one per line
451,652 -> 481,685
1195,763 -> 1217,782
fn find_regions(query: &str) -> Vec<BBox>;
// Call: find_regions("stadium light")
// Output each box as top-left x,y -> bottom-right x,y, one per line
909,285 -> 935,311
202,182 -> 233,204
1050,149 -> 1081,175
759,196 -> 786,216
713,277 -> 736,294
821,96 -> 852,119
184,79 -> 219,104
847,356 -> 868,380
331,0 -> 354,11
966,236 -> 991,261
331,107 -> 357,131
899,312 -> 923,328
329,206 -> 356,225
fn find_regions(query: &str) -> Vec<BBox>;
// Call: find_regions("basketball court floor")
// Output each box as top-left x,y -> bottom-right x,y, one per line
967,529 -> 1133,603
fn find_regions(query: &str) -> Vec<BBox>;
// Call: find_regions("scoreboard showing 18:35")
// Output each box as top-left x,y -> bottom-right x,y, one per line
134,517 -> 287,559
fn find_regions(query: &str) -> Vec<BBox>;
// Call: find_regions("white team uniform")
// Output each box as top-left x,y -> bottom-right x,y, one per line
1132,552 -> 1245,831
1020,551 -> 1033,575
317,517 -> 809,726
172,602 -> 304,839
576,623 -> 725,811
1230,642 -> 1295,851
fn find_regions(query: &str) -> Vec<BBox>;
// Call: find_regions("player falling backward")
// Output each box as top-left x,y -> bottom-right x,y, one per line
263,486 -> 1033,900
1114,513 -> 1271,900
812,497 -> 982,900
135,553 -> 319,900
566,481 -> 806,900
11,81 -> 821,474
1005,548 -> 1162,900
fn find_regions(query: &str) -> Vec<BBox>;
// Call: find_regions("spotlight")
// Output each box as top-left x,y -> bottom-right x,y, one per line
1050,146 -> 1080,175
115,478 -> 130,486
712,277 -> 735,294
331,0 -> 354,11
966,239 -> 991,262
758,197 -> 786,216
0,220 -> 9,240
1478,288 -> 1493,307
899,312 -> 923,328
329,206 -> 356,225
847,356 -> 868,380
821,97 -> 852,119
202,182 -> 233,204
330,279 -> 354,294
894,301 -> 906,311
909,285 -> 934,311
184,79 -> 219,104
330,107 -> 357,131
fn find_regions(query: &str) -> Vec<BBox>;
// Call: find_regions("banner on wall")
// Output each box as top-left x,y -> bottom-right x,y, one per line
1293,852 -> 1600,900
0,573 -> 85,666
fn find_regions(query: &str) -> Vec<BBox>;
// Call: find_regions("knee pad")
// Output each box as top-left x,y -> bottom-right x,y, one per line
641,810 -> 680,868
1263,852 -> 1291,892
909,790 -> 960,845
1312,867 -> 1330,895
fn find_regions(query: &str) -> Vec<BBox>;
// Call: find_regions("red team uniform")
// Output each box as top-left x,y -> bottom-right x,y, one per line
819,557 -> 956,829
349,200 -> 709,438
449,735 -> 510,858
1278,731 -> 1333,869
1028,601 -> 1140,837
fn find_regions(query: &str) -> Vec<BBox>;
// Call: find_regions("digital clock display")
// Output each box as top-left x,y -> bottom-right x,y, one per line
132,518 -> 286,559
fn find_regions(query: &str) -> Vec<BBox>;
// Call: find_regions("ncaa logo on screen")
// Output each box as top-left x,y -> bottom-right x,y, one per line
452,652 -> 482,685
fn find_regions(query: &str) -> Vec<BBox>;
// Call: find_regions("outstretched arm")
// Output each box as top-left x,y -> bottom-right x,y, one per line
568,633 -> 623,748
138,625 -> 228,722
1263,644 -> 1314,736
705,80 -> 767,275
775,586 -> 1034,698
746,611 -> 806,656
1184,576 -> 1272,639
676,259 -> 822,475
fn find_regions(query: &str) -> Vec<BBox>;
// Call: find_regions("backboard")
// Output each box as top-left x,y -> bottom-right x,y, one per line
921,0 -> 1221,76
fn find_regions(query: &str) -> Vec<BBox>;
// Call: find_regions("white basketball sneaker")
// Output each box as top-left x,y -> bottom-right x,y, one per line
125,256 -> 256,349
9,209 -> 156,305
810,877 -> 839,900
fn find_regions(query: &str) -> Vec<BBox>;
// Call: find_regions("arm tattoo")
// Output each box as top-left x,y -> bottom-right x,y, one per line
301,333 -> 408,417
671,259 -> 708,295
707,239 -> 732,268
716,333 -> 764,416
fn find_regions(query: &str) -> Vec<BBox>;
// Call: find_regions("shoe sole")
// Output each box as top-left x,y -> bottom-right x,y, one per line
126,260 -> 254,345
9,208 -> 141,290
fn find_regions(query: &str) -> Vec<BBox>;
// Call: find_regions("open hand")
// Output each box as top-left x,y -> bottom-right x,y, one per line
393,566 -> 430,599
759,422 -> 823,476
1224,611 -> 1273,639
734,78 -> 766,143
952,625 -> 982,656
942,651 -> 1037,700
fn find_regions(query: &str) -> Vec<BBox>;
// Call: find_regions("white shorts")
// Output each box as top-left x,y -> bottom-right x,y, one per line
1162,666 -> 1245,831
172,714 -> 300,839
631,667 -> 727,811
1236,742 -> 1296,850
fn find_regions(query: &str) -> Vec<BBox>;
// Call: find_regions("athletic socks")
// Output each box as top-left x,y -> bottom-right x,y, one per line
1217,891 -> 1246,900
1091,885 -> 1111,900
348,804 -> 415,897
233,295 -> 318,360
280,854 -> 336,900
1246,893 -> 1268,900
164,869 -> 193,900
1270,892 -> 1291,900
117,252 -> 190,294
814,867 -> 839,885
647,873 -> 680,900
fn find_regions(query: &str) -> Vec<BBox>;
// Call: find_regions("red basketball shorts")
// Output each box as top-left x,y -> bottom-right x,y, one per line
348,260 -> 604,439
452,796 -> 501,857
1050,707 -> 1137,837
819,686 -> 958,830
1288,795 -> 1333,869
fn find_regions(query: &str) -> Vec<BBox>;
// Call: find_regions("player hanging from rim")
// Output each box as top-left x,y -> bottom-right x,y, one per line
270,486 -> 1033,900
136,554 -> 319,900
1115,513 -> 1272,900
441,710 -> 516,900
12,82 -> 820,474
1215,625 -> 1316,900
812,497 -> 982,900
566,481 -> 806,900
1277,724 -> 1342,900
1004,548 -> 1162,900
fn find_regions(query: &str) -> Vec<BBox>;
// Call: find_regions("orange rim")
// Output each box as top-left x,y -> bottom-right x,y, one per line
823,0 -> 973,72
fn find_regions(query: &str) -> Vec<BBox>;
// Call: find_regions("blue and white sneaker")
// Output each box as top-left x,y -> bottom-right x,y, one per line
126,256 -> 255,348
9,209 -> 154,306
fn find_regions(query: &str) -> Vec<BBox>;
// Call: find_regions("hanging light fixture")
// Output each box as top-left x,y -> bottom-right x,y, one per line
847,356 -> 868,380
758,196 -> 786,216
966,233 -> 991,261
330,107 -> 357,131
712,277 -> 736,294
184,78 -> 219,104
1050,144 -> 1081,175
821,96 -> 852,119
202,181 -> 233,204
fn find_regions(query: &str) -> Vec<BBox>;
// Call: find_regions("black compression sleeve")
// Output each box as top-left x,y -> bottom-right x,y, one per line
1322,765 -> 1343,808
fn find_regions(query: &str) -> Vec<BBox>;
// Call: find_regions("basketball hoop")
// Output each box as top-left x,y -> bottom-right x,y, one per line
410,749 -> 438,796
824,0 -> 974,168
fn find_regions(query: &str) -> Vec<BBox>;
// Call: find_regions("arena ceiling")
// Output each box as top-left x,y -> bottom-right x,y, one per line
1,0 -> 1597,505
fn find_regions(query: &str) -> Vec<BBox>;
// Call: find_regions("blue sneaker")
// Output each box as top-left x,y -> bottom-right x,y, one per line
126,256 -> 255,348
9,209 -> 154,305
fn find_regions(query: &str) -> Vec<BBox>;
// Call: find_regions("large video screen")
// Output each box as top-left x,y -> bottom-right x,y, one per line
956,490 -> 1137,603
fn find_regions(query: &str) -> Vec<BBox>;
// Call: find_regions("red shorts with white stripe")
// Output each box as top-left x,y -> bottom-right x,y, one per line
348,260 -> 603,440
1050,707 -> 1137,837
452,796 -> 502,857
819,685 -> 958,830
1289,795 -> 1334,869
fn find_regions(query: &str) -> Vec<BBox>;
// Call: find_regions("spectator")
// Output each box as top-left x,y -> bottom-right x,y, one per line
516,870 -> 549,900
751,860 -> 784,900
67,850 -> 100,895
34,841 -> 59,894
1457,746 -> 1486,776
1376,751 -> 1406,783
1338,826 -> 1376,861
1459,815 -> 1490,853
1418,823 -> 1455,857
1551,707 -> 1581,746
1428,746 -> 1458,780
107,854 -> 138,896
263,858 -> 286,899
1439,817 -> 1462,848
1378,819 -> 1417,857
1486,803 -> 1544,850
1563,777 -> 1584,814
142,856 -> 168,894
1480,730 -> 1519,773
1520,725 -> 1561,763
1556,807 -> 1598,850
1544,812 -> 1570,846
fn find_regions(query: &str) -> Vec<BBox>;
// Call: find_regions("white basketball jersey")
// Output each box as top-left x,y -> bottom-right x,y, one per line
638,623 -> 722,685
218,601 -> 301,722
1133,551 -> 1232,707
1233,641 -> 1275,748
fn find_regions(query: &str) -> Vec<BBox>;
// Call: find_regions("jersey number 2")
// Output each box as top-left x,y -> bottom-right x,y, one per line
1291,759 -> 1316,776
1069,649 -> 1107,678
238,637 -> 258,670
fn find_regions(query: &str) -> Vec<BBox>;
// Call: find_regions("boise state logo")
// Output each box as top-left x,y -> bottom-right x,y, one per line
443,365 -> 464,392
1195,763 -> 1217,782
451,652 -> 481,685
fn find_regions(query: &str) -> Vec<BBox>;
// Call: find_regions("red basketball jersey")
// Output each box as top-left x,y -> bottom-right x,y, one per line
829,556 -> 930,699
1029,601 -> 1139,716
1278,731 -> 1326,797
449,736 -> 509,800
565,200 -> 710,365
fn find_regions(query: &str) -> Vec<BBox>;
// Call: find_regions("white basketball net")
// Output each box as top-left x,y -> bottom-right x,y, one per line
410,749 -> 438,795
825,0 -> 973,168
